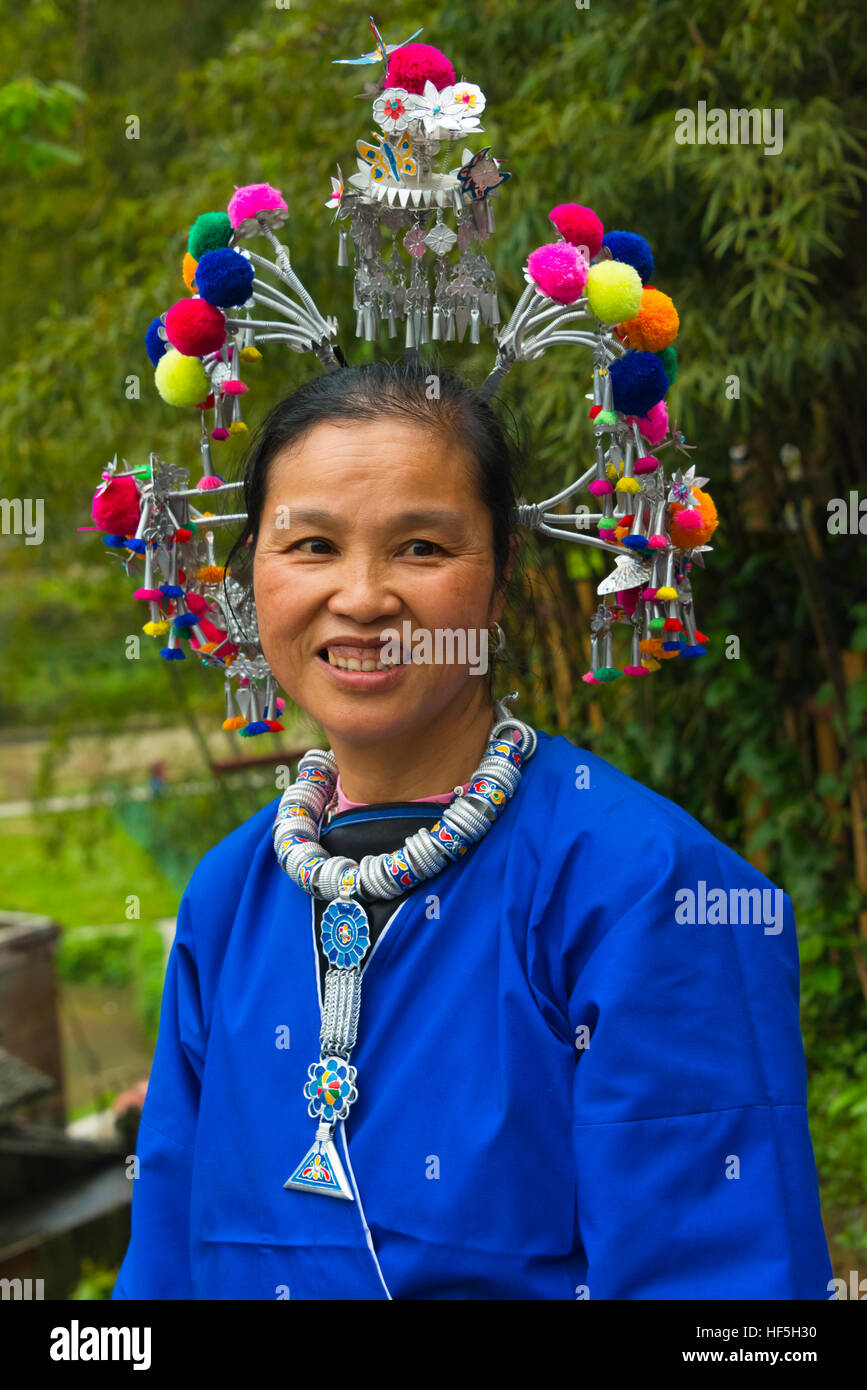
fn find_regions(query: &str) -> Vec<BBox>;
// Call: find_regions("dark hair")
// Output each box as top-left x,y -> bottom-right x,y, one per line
222,357 -> 527,689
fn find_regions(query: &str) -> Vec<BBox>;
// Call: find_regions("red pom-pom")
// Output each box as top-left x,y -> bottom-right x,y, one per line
92,475 -> 140,534
548,204 -> 604,258
174,527 -> 193,543
384,43 -> 455,94
164,298 -> 226,356
196,394 -> 215,411
664,618 -> 683,632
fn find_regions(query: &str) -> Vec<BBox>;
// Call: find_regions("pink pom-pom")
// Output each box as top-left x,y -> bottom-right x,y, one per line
628,401 -> 669,447
211,428 -> 230,441
228,182 -> 287,229
617,587 -> 640,617
548,204 -> 604,258
165,298 -> 226,356
526,242 -> 588,304
673,507 -> 702,529
647,536 -> 668,550
384,43 -> 455,94
197,473 -> 225,489
582,671 -> 602,684
275,697 -> 286,712
221,380 -> 249,395
133,588 -> 162,601
623,665 -> 650,677
640,586 -> 659,600
92,475 -> 140,534
588,479 -> 614,496
634,454 -> 660,475
185,593 -> 209,616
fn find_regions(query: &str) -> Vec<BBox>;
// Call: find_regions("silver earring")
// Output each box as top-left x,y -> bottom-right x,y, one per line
489,621 -> 506,656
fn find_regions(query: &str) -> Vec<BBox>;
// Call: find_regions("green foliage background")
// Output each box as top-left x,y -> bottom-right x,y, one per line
1,0 -> 865,1267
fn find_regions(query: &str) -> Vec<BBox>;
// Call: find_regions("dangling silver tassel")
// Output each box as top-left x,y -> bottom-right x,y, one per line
486,200 -> 496,235
405,311 -> 416,349
200,414 -> 215,476
431,305 -> 442,340
387,303 -> 397,338
337,228 -> 349,267
470,299 -> 481,344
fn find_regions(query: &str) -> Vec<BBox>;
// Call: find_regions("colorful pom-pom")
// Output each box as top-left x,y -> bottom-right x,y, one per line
194,248 -> 255,308
628,400 -> 669,447
154,348 -> 210,407
634,455 -> 660,475
144,316 -> 167,366
188,211 -> 232,260
655,586 -> 677,601
623,665 -> 650,677
143,620 -> 170,636
618,287 -> 679,352
92,476 -> 140,534
197,474 -> 225,490
182,252 -> 198,291
588,479 -> 614,496
609,350 -> 669,417
526,242 -> 588,304
669,488 -> 718,548
657,344 -> 678,386
164,298 -> 226,357
548,204 -> 604,258
228,182 -> 287,230
384,43 -> 455,94
585,260 -> 643,323
602,231 -> 654,284
593,667 -> 622,682
160,647 -> 185,661
615,476 -> 641,493
582,672 -> 603,684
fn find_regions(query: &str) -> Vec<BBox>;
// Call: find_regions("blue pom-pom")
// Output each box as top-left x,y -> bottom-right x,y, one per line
622,535 -> 649,550
609,351 -> 669,417
239,721 -> 269,737
194,249 -> 255,308
125,538 -> 146,554
102,534 -> 128,548
145,316 -> 167,366
662,641 -> 683,652
160,647 -> 186,660
602,231 -> 654,284
172,611 -> 199,627
678,645 -> 707,658
159,583 -> 184,598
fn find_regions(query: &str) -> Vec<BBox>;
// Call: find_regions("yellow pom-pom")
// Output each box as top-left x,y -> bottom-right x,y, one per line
655,585 -> 677,600
195,565 -> 226,583
613,525 -> 629,541
228,420 -> 248,434
182,252 -> 198,291
586,260 -> 643,324
143,620 -> 170,636
605,460 -> 624,482
240,345 -> 262,363
154,348 -> 209,407
618,287 -> 679,352
615,477 -> 642,493
641,657 -> 661,672
222,716 -> 246,731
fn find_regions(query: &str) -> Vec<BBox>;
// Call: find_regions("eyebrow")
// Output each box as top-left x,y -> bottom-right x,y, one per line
281,507 -> 467,531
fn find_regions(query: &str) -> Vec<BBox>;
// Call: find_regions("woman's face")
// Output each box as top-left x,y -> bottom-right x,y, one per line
252,415 -> 509,747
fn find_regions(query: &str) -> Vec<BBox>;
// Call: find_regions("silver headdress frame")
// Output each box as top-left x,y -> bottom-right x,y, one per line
87,17 -> 713,735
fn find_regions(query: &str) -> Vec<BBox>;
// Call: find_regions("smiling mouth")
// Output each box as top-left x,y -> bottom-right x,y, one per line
317,645 -> 407,672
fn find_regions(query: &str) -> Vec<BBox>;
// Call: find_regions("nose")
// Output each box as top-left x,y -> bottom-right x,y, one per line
325,551 -> 403,625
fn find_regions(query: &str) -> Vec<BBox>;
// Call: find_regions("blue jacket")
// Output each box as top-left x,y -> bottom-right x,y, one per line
112,730 -> 832,1299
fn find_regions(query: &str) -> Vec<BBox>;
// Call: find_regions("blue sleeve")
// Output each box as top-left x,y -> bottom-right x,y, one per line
567,831 -> 833,1300
112,890 -> 206,1300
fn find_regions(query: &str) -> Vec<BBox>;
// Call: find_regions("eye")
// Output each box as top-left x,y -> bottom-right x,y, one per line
292,537 -> 334,554
403,539 -> 444,557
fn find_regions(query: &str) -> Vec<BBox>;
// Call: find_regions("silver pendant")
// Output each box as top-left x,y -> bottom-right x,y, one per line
284,1121 -> 354,1200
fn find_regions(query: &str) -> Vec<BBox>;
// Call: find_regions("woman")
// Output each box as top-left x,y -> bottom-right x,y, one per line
112,359 -> 832,1300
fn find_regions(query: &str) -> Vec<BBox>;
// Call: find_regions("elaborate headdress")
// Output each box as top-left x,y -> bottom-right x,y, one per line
84,16 -> 718,735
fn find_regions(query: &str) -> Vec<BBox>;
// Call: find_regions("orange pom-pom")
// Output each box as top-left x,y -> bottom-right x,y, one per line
618,287 -> 679,352
182,252 -> 198,291
195,565 -> 226,583
669,487 -> 718,548
222,716 -> 246,730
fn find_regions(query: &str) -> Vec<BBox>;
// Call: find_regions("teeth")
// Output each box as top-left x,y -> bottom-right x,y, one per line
326,649 -> 398,672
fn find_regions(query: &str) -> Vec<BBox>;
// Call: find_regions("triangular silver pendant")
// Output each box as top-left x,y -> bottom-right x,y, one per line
284,1123 -> 354,1200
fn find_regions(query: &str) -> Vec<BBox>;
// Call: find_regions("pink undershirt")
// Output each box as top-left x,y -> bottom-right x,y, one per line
334,773 -> 473,814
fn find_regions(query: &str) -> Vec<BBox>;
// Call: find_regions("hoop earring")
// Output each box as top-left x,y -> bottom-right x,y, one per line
489,622 -> 506,656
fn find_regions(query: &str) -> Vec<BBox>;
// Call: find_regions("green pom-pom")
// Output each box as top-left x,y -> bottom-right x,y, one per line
649,617 -> 666,631
595,409 -> 618,426
593,667 -> 622,681
598,517 -> 619,530
656,345 -> 678,386
188,211 -> 232,260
